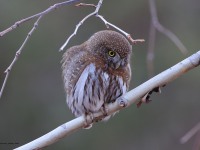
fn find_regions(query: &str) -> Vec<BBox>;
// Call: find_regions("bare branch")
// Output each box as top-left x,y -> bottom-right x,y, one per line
0,0 -> 82,99
0,16 -> 43,99
15,50 -> 200,150
155,22 -> 188,54
96,15 -> 145,44
60,0 -> 144,51
75,3 -> 96,7
0,0 -> 82,37
180,122 -> 200,144
60,0 -> 103,51
147,0 -> 188,76
147,21 -> 156,77
149,0 -> 187,54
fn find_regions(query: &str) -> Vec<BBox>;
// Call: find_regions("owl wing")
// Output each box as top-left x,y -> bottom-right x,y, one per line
61,44 -> 89,94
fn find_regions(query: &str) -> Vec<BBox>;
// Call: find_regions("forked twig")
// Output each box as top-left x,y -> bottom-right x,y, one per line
0,0 -> 82,37
60,0 -> 103,51
0,16 -> 43,99
0,0 -> 82,99
97,15 -> 145,44
149,0 -> 188,54
60,0 -> 144,51
147,0 -> 188,77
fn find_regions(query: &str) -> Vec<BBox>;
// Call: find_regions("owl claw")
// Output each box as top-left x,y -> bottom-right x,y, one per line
101,104 -> 108,117
91,105 -> 109,122
83,113 -> 94,129
83,124 -> 93,129
137,86 -> 164,108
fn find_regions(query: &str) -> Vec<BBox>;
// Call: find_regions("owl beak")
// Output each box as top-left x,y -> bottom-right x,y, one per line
115,61 -> 121,69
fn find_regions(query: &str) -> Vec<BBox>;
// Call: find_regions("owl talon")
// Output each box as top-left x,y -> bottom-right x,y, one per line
101,104 -> 108,117
93,105 -> 109,122
83,124 -> 93,129
137,86 -> 163,108
83,113 -> 93,129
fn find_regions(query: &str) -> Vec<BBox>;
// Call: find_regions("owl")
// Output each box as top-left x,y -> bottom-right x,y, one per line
62,30 -> 132,127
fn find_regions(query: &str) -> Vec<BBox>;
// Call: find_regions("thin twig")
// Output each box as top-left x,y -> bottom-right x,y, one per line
0,0 -> 82,37
75,3 -> 96,7
97,15 -> 145,44
60,0 -> 144,51
180,122 -> 200,144
0,0 -> 81,99
15,50 -> 200,150
147,20 -> 156,77
149,0 -> 188,54
74,2 -> 145,44
60,0 -> 103,51
0,16 -> 43,99
147,0 -> 188,76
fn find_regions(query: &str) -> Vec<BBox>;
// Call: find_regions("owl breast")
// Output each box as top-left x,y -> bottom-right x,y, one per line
66,63 -> 128,117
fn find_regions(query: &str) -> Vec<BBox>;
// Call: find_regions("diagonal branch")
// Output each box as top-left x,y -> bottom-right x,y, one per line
15,50 -> 200,150
180,122 -> 200,144
0,16 -> 43,99
96,15 -> 145,44
0,0 -> 82,37
0,0 -> 82,99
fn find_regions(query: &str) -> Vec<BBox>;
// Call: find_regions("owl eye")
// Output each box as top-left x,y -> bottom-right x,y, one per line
108,50 -> 116,57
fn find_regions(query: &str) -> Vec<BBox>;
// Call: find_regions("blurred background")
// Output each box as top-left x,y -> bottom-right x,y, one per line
0,0 -> 200,149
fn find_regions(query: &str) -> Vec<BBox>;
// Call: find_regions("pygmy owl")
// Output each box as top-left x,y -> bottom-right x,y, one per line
62,30 -> 132,126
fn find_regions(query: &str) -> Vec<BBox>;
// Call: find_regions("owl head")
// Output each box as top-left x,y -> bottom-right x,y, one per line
87,30 -> 132,69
